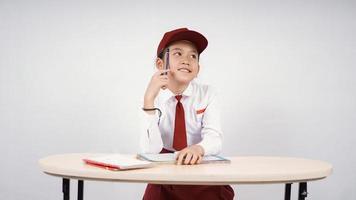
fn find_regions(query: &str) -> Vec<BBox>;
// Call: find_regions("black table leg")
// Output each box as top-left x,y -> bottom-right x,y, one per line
62,178 -> 70,200
298,182 -> 308,200
285,183 -> 292,200
78,180 -> 84,200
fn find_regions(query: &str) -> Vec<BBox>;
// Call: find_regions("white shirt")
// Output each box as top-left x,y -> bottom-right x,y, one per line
139,81 -> 223,156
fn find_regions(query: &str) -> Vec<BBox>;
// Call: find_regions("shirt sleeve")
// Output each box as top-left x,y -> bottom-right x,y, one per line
197,87 -> 223,156
139,108 -> 164,154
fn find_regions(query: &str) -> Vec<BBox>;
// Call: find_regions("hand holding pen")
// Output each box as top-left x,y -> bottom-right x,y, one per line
143,48 -> 171,109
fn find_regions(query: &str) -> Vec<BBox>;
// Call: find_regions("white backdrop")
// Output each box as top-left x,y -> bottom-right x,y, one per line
0,0 -> 355,199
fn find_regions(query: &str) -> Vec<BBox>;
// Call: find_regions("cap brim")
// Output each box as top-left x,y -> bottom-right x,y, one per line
158,30 -> 208,56
169,30 -> 208,54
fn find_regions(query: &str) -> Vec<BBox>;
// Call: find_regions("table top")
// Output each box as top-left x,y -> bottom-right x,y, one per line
39,153 -> 333,185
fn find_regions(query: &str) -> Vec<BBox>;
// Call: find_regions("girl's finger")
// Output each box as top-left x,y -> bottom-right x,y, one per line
177,151 -> 186,165
190,154 -> 198,165
160,80 -> 168,86
159,76 -> 168,80
184,153 -> 193,165
153,70 -> 168,77
158,69 -> 170,76
159,69 -> 170,73
196,155 -> 203,164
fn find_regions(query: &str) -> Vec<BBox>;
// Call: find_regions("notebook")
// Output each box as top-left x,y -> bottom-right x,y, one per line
137,153 -> 231,164
83,154 -> 154,171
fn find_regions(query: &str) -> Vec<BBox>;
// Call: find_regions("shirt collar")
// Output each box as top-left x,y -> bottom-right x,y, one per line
160,81 -> 194,103
182,82 -> 193,97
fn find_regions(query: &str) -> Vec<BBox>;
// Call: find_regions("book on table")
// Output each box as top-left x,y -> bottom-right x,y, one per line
137,153 -> 231,164
83,154 -> 154,171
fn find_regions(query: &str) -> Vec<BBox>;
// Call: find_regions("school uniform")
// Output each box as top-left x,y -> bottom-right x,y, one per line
140,80 -> 235,200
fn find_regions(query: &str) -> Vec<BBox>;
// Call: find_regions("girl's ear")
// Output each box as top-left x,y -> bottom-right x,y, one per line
156,58 -> 164,70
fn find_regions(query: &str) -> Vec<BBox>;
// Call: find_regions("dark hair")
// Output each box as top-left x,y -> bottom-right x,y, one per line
157,50 -> 165,59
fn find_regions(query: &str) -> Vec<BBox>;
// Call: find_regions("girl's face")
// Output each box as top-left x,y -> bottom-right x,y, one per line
158,40 -> 200,85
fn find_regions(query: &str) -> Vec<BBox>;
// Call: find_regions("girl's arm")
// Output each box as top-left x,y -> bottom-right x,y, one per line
176,86 -> 223,165
139,69 -> 169,153
139,109 -> 164,153
197,87 -> 223,156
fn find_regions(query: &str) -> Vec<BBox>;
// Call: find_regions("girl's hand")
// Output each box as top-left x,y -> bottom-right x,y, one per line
176,145 -> 205,165
144,69 -> 170,108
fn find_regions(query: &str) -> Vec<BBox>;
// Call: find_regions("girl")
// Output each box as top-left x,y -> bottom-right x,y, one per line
140,28 -> 234,200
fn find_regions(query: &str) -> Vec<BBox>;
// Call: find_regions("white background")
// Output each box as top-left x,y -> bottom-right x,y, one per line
0,0 -> 355,199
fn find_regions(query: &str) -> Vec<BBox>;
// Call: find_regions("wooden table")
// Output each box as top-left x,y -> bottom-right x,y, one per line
39,153 -> 332,200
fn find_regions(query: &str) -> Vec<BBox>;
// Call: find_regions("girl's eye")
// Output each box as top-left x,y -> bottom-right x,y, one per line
173,52 -> 181,56
191,54 -> 197,59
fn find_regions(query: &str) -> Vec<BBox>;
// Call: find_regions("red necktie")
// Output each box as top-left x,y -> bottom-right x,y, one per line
173,95 -> 187,151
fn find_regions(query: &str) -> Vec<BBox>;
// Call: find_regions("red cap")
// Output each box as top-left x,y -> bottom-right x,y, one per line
157,28 -> 208,56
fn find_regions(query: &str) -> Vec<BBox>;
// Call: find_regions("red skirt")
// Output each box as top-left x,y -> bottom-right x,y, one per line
142,149 -> 235,200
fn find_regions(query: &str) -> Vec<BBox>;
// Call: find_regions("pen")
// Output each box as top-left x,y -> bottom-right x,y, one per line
164,48 -> 169,75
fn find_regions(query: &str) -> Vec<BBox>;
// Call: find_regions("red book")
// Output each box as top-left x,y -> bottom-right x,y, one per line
83,154 -> 153,171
